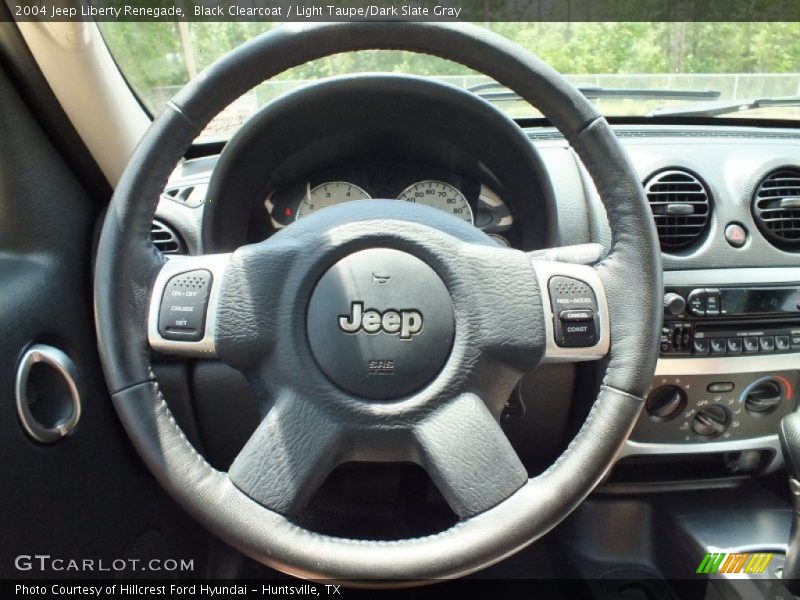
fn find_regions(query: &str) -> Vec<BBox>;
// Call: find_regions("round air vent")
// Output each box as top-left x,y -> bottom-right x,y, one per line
752,168 -> 800,250
150,220 -> 184,254
644,169 -> 712,252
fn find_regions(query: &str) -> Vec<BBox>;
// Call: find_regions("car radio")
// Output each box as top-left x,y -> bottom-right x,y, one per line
660,284 -> 800,357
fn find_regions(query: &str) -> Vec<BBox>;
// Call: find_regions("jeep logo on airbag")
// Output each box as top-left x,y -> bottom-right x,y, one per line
338,302 -> 423,339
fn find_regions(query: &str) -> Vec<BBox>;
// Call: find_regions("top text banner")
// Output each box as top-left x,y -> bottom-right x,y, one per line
6,0 -> 800,21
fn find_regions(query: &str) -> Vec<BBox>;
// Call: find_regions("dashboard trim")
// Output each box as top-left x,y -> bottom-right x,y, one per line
617,434 -> 783,474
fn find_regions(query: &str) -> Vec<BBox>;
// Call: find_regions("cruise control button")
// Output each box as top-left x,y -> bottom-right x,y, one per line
158,269 -> 213,342
558,309 -> 594,322
743,337 -> 760,353
759,336 -> 775,352
558,320 -> 598,348
693,338 -> 709,355
549,276 -> 599,348
710,338 -> 727,355
726,338 -> 743,354
776,335 -> 791,351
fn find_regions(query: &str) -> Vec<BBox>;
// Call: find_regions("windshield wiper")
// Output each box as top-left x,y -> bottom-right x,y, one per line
649,96 -> 800,117
468,82 -> 720,103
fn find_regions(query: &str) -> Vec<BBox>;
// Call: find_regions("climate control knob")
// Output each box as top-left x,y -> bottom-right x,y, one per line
744,380 -> 783,416
692,405 -> 730,437
645,385 -> 687,421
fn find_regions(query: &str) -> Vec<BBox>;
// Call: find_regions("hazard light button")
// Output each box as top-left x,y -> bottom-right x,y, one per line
724,223 -> 748,248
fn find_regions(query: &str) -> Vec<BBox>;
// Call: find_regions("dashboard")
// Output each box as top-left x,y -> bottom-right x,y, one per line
153,122 -> 800,488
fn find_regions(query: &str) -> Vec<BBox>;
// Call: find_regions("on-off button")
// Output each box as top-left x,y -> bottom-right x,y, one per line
158,270 -> 213,342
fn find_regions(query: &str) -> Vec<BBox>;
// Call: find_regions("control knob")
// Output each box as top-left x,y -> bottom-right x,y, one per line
663,292 -> 687,316
645,385 -> 686,421
692,405 -> 730,437
744,380 -> 783,416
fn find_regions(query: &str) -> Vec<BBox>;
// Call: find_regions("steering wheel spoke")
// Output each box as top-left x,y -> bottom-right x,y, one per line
147,253 -> 232,357
228,393 -> 345,515
414,393 -> 527,518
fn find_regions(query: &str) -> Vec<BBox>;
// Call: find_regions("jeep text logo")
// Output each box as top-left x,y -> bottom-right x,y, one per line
338,302 -> 422,339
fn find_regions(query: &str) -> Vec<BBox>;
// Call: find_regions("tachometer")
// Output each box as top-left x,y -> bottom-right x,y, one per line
296,181 -> 370,219
397,180 -> 473,224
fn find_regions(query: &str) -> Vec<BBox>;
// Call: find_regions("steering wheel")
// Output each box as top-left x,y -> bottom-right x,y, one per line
94,22 -> 661,581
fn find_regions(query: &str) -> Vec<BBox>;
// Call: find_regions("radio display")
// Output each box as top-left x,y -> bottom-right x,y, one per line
722,287 -> 800,315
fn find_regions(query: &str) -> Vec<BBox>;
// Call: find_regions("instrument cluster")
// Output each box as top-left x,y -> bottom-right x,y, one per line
264,162 -> 515,246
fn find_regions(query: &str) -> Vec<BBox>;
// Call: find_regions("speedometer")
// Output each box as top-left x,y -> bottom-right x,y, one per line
296,181 -> 370,220
397,180 -> 474,224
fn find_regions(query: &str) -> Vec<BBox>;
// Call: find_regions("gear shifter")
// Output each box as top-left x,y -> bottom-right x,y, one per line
779,412 -> 800,593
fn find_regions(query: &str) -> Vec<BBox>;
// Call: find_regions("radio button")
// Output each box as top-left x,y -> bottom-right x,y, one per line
687,289 -> 707,316
759,336 -> 776,352
776,335 -> 791,351
705,288 -> 721,316
791,335 -> 800,350
710,338 -> 728,355
743,337 -> 760,353
727,338 -> 743,354
693,338 -> 709,354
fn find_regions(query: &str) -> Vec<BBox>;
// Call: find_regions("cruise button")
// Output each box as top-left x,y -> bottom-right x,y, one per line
158,269 -> 213,342
558,309 -> 594,322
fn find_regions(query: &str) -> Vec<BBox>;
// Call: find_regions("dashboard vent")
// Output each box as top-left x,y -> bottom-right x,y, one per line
752,168 -> 800,249
644,169 -> 712,252
150,220 -> 184,254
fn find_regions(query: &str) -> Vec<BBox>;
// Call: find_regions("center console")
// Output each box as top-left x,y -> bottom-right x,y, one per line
617,269 -> 800,477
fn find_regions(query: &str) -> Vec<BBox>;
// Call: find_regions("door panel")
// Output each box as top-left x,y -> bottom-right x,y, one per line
0,58 -> 207,577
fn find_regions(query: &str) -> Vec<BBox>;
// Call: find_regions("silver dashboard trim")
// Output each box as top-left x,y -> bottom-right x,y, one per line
532,260 -> 611,363
656,353 -> 800,376
147,254 -> 231,357
618,435 -> 784,473
664,267 -> 800,286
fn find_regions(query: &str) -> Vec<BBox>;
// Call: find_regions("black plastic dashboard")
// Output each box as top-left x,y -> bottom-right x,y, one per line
153,121 -> 800,487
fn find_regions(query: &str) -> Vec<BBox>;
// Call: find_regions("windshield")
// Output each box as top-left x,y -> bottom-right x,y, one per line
99,22 -> 800,140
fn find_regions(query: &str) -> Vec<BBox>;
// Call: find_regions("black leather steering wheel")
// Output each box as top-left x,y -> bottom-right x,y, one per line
94,22 -> 662,581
